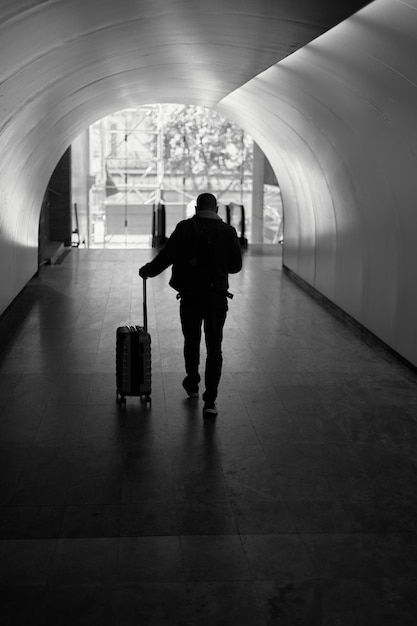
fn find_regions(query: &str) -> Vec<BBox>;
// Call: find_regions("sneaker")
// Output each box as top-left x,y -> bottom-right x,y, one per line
182,377 -> 199,398
203,401 -> 218,417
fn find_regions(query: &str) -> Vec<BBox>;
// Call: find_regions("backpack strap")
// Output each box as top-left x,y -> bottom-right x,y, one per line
189,217 -> 214,286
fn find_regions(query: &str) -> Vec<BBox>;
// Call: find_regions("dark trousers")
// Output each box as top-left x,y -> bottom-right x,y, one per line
179,290 -> 228,402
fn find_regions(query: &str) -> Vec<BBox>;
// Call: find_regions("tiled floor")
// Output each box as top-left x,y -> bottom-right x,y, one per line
1,245 -> 417,625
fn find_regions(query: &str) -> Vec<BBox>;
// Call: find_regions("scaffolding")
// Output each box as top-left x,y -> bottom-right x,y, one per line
86,104 -> 281,248
89,105 -> 182,247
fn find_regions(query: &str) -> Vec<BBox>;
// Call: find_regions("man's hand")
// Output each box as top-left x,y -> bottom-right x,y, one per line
139,265 -> 149,279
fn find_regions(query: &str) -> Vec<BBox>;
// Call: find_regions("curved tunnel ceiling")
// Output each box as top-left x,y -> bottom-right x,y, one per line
0,0 -> 372,159
0,0 -> 370,290
1,0 -> 370,108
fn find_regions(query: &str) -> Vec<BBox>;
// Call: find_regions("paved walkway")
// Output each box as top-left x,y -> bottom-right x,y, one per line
1,245 -> 417,625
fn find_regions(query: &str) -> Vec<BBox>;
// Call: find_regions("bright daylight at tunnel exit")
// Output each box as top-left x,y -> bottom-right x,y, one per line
65,104 -> 283,251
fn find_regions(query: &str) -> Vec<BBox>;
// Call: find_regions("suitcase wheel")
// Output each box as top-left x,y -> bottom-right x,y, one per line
142,394 -> 152,408
116,391 -> 126,406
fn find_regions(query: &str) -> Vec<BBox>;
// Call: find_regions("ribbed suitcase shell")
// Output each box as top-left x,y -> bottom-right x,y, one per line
116,326 -> 151,406
116,279 -> 151,406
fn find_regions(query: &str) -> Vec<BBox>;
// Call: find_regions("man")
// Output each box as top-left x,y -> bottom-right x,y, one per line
139,193 -> 242,417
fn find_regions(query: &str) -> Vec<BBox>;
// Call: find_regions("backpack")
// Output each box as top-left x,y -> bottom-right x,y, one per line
188,217 -> 215,288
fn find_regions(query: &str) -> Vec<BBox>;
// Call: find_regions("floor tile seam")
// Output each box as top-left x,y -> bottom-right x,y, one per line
61,504 -> 123,539
249,409 -> 317,450
177,534 -> 188,583
296,440 -> 380,467
30,405 -> 70,446
117,533 -> 255,583
241,462 -> 301,503
168,468 -> 235,511
13,530 -> 415,545
4,577 -> 354,590
219,455 -> 283,497
296,529 -> 417,569
237,532 -> 271,582
179,532 -> 255,583
5,439 -> 50,493
296,531 -> 359,580
11,521 -> 417,540
334,495 -> 417,506
297,530 -> 417,537
1,535 -> 60,588
158,351 -> 171,414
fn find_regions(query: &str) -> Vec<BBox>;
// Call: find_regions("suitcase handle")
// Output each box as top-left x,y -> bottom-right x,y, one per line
142,277 -> 148,332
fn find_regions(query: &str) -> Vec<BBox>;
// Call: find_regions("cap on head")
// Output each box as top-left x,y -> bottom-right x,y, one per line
196,193 -> 217,212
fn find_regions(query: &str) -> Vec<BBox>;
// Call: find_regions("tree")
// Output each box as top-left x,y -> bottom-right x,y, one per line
161,104 -> 253,200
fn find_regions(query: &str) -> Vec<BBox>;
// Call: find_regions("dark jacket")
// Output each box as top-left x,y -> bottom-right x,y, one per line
141,212 -> 242,293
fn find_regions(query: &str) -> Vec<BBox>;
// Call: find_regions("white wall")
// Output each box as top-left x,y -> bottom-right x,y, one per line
71,131 -> 90,247
217,0 -> 417,366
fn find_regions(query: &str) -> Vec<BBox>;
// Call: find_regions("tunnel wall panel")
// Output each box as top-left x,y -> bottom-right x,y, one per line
219,0 -> 417,366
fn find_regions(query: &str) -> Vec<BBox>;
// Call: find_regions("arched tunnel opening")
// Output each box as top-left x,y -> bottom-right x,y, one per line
38,104 -> 283,259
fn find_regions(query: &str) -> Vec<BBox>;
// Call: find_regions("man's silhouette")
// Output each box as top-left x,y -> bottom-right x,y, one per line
139,193 -> 242,416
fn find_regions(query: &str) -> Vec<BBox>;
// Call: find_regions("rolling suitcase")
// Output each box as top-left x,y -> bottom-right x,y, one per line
116,277 -> 151,407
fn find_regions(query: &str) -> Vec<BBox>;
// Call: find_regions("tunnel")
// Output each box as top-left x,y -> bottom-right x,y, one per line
2,1 -> 417,623
2,0 -> 417,366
